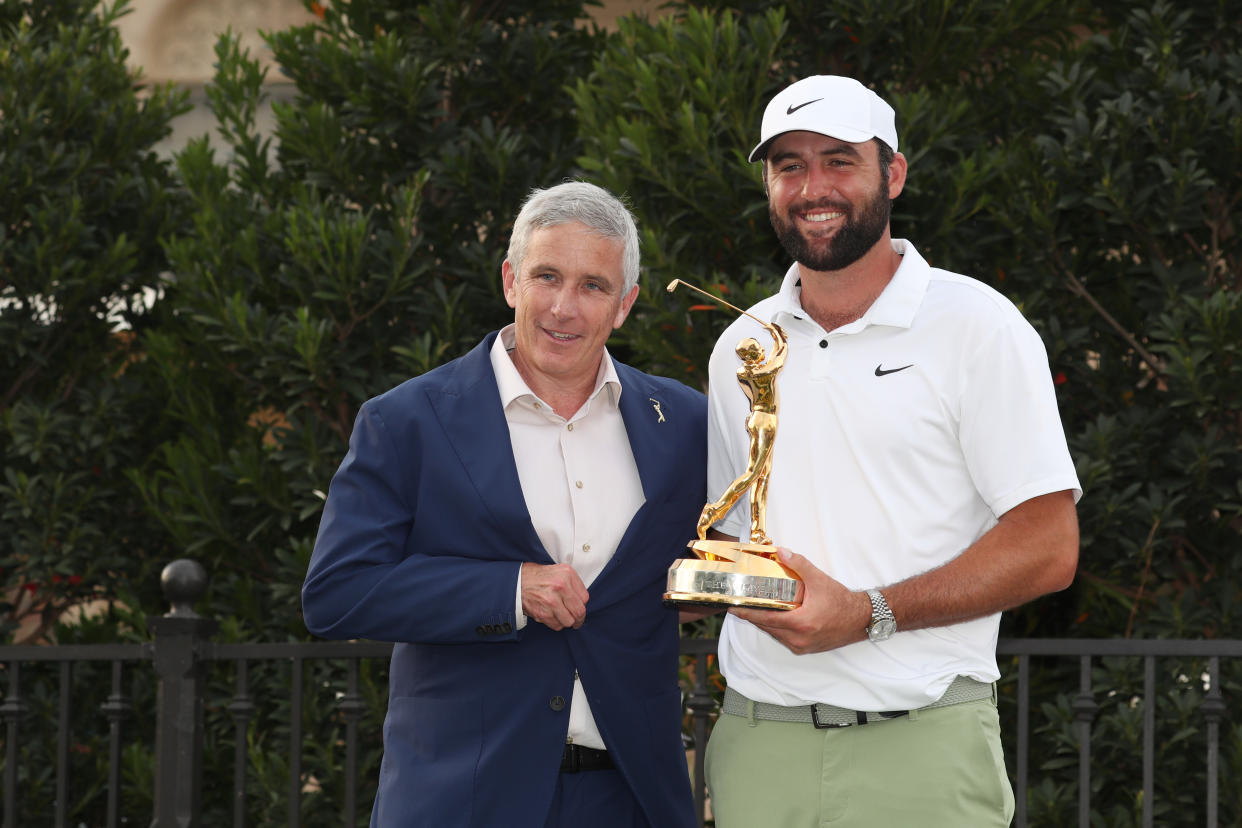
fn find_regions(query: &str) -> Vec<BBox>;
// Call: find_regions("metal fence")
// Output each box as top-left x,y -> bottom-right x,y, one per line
1,560 -> 1238,827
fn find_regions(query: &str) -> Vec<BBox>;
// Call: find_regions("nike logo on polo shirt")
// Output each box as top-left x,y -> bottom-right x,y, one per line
874,364 -> 914,377
786,98 -> 823,115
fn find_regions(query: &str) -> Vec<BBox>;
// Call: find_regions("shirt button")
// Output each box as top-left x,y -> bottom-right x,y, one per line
582,543 -> 591,553
575,480 -> 583,489
549,696 -> 566,712
819,339 -> 828,349
567,423 -> 575,431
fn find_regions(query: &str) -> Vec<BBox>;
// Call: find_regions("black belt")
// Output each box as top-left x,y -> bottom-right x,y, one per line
560,743 -> 614,773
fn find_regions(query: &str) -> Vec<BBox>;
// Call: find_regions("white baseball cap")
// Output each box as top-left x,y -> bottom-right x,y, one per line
749,75 -> 898,162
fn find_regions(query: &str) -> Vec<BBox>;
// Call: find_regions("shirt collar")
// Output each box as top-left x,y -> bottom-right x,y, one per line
489,324 -> 623,412
771,238 -> 931,331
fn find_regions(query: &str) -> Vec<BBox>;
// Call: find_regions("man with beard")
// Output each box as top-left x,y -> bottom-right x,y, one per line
700,75 -> 1081,827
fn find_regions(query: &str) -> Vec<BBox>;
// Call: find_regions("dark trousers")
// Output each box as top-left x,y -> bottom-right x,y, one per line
543,768 -> 650,828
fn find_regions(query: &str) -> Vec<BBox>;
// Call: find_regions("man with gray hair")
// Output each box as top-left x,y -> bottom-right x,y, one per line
304,181 -> 704,827
701,76 -> 1081,826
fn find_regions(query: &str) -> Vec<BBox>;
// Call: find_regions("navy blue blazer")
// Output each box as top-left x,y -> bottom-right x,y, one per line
303,332 -> 706,828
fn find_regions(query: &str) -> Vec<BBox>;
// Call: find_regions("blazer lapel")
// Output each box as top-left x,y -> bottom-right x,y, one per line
615,365 -> 669,503
426,334 -> 550,563
590,364 -> 684,591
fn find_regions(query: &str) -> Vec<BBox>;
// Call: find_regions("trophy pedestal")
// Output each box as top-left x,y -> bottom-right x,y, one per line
663,540 -> 800,611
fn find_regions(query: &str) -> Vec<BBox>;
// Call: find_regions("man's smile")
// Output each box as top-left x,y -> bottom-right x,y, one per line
793,200 -> 850,228
543,327 -> 581,342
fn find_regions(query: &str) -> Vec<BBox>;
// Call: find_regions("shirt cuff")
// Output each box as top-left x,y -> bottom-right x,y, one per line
514,563 -> 527,630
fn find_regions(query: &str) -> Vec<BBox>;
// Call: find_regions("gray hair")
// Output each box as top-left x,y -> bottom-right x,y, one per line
506,181 -> 641,293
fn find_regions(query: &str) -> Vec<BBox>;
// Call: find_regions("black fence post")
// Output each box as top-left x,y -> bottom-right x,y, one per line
2,662 -> 26,828
148,560 -> 219,828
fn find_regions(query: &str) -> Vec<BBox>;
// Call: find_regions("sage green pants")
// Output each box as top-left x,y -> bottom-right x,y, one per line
704,693 -> 1014,827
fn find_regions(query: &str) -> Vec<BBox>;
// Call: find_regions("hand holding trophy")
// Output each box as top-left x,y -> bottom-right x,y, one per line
663,280 -> 802,610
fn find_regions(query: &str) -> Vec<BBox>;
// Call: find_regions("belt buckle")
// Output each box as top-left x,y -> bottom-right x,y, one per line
810,705 -> 852,729
811,706 -> 909,728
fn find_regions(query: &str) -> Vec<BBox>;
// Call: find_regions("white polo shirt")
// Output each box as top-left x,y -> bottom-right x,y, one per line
707,240 -> 1081,711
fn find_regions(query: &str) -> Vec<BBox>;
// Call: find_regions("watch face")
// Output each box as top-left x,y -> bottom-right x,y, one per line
870,618 -> 897,641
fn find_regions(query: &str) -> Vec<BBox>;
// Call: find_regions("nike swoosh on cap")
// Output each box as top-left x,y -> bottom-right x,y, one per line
786,98 -> 823,115
874,364 -> 914,376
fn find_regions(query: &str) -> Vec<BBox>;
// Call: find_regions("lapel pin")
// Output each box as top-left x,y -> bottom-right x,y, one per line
649,398 -> 665,423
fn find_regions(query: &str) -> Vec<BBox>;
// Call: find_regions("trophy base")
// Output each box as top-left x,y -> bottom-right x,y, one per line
663,541 -> 800,611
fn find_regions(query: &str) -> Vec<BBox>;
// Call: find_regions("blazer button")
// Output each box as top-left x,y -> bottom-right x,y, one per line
549,695 -> 566,712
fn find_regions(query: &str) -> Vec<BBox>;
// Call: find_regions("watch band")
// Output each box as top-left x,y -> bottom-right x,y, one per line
865,588 -> 896,641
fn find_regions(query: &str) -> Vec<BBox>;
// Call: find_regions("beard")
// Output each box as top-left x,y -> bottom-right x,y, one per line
770,180 -> 892,272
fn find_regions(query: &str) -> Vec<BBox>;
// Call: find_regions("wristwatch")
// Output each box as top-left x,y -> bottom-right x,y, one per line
865,589 -> 896,642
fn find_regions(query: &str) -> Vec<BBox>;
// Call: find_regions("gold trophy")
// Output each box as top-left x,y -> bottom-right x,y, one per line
663,279 -> 801,610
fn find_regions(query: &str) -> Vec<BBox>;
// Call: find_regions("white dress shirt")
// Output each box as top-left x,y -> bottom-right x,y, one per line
489,325 -> 645,749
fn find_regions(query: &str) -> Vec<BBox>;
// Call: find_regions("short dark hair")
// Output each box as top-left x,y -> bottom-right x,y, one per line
760,137 -> 895,194
874,138 -> 894,185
